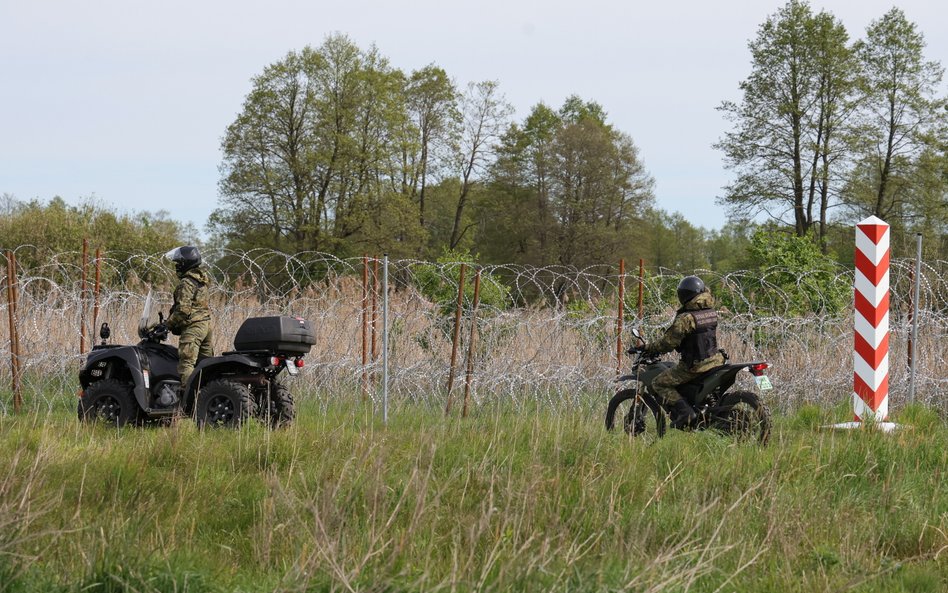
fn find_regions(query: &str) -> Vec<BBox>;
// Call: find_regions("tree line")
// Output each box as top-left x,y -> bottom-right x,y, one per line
2,2 -> 944,272
211,5 -> 947,267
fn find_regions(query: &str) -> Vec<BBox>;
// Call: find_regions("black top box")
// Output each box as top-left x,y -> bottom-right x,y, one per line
233,316 -> 316,355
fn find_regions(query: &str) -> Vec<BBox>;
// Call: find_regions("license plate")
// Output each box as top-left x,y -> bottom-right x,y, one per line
754,375 -> 773,391
285,363 -> 299,376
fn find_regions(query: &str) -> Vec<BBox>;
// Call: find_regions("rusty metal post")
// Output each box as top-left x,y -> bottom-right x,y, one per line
361,255 -> 369,402
638,258 -> 645,319
92,247 -> 101,342
6,251 -> 21,412
80,238 -> 88,354
444,263 -> 467,415
616,259 -> 625,376
462,268 -> 482,418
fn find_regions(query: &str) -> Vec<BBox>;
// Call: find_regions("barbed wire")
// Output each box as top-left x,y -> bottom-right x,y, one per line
1,248 -> 946,415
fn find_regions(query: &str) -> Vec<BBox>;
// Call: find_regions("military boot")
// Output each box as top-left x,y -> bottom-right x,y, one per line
670,399 -> 697,429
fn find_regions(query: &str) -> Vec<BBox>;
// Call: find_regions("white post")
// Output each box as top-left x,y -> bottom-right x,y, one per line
381,253 -> 389,425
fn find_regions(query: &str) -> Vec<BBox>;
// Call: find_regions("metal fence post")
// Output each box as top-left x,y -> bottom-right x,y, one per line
908,233 -> 922,404
381,254 -> 389,425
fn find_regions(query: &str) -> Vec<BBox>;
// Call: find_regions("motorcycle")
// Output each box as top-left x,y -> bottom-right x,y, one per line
78,290 -> 315,428
605,329 -> 773,444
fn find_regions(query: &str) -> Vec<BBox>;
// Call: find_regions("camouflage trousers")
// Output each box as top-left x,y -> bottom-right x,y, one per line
178,321 -> 214,387
651,363 -> 702,405
651,353 -> 726,405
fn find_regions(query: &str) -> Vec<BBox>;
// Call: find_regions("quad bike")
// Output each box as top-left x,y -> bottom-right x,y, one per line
605,329 -> 773,444
78,291 -> 315,428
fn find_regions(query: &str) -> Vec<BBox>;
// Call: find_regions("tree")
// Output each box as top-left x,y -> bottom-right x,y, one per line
403,65 -> 459,230
844,8 -> 946,224
481,97 -> 655,268
717,1 -> 854,245
448,80 -> 513,250
808,11 -> 857,248
213,34 -> 424,257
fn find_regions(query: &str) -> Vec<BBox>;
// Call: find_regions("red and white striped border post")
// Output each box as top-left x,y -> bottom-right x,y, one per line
853,215 -> 890,422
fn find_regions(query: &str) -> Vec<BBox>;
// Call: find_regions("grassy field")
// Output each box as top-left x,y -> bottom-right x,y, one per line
1,397 -> 947,593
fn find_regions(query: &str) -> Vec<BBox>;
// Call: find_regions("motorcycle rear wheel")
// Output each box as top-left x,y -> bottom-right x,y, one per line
605,389 -> 666,440
714,390 -> 771,445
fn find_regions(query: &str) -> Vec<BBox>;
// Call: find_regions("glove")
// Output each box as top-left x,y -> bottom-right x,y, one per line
166,312 -> 184,336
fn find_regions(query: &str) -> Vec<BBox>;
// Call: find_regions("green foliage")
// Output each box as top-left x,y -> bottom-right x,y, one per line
413,249 -> 511,318
0,197 -> 186,264
739,229 -> 849,315
0,196 -> 189,284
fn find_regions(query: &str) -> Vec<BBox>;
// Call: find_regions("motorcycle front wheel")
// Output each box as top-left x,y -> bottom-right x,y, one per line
713,390 -> 771,445
605,389 -> 666,440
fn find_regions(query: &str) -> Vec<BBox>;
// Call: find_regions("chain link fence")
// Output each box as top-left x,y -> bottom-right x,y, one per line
1,247 -> 946,414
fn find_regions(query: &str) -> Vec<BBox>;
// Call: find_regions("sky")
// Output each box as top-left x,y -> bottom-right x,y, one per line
1,0 -> 946,237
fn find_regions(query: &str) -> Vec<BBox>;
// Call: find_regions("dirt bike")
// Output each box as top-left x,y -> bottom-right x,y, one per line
78,290 -> 315,428
605,329 -> 773,444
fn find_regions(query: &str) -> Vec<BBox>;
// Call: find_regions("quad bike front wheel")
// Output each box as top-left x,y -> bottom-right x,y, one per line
78,379 -> 141,427
605,389 -> 666,441
713,390 -> 771,445
195,379 -> 254,428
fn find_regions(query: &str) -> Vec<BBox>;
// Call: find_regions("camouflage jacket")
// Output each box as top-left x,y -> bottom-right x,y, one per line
167,267 -> 211,334
643,291 -> 723,372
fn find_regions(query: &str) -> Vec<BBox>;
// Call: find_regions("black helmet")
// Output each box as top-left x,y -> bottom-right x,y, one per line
164,245 -> 202,275
676,275 -> 706,305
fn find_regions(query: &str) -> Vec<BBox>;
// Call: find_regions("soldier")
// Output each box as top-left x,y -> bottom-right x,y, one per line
164,246 -> 213,400
633,275 -> 724,428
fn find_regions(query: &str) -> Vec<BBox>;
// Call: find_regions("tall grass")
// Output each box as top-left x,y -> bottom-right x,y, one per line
1,399 -> 946,592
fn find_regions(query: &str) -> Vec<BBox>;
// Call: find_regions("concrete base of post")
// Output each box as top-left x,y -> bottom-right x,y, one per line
826,421 -> 901,433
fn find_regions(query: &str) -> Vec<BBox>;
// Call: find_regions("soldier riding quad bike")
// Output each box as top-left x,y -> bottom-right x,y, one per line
605,328 -> 773,444
78,291 -> 315,428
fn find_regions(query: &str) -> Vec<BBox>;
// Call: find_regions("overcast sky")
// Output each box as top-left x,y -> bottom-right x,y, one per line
1,0 -> 946,237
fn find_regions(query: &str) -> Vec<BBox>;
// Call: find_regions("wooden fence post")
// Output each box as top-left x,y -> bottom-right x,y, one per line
92,247 -> 101,342
6,251 -> 22,412
462,269 -> 482,418
444,263 -> 467,415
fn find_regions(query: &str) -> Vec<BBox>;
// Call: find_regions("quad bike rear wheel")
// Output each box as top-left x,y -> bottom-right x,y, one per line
195,379 -> 254,428
260,382 -> 295,429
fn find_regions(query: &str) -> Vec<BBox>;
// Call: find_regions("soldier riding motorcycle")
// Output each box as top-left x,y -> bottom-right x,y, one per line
605,276 -> 773,444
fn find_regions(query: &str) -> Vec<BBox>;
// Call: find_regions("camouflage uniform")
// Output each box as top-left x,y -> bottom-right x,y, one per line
644,291 -> 725,405
167,267 -> 213,387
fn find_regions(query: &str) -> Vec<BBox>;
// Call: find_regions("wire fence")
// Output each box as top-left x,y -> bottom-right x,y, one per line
1,247 -> 946,415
